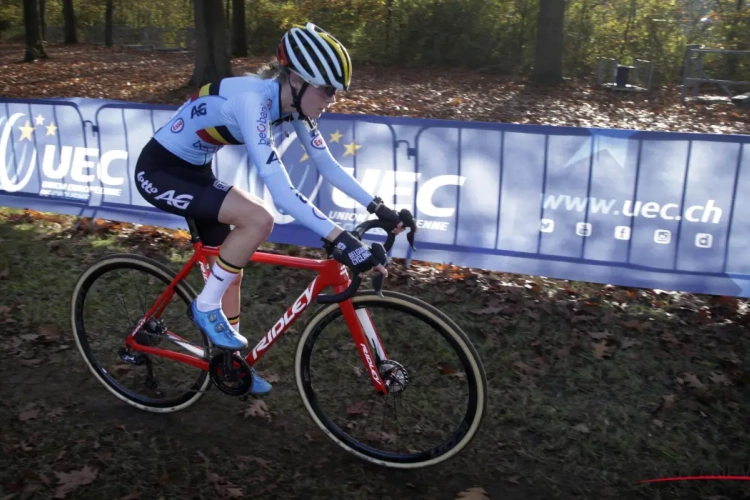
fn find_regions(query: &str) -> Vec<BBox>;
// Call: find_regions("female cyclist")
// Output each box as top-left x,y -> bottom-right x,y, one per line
133,23 -> 414,395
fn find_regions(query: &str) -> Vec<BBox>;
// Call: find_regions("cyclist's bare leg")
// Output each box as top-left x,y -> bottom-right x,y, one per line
195,188 -> 273,309
216,188 -> 275,265
190,186 -> 274,352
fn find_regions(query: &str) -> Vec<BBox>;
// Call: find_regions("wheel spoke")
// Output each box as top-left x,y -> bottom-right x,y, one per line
298,293 -> 486,468
72,256 -> 208,413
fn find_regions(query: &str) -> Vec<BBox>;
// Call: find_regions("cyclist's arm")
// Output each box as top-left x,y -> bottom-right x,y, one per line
226,94 -> 342,241
291,118 -> 374,208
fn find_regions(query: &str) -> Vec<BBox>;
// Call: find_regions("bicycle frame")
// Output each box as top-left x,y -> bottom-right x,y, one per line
124,241 -> 389,393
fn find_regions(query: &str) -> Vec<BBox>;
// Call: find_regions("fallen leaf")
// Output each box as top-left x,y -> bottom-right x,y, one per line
0,269 -> 9,279
572,423 -> 590,433
512,361 -> 538,375
364,430 -> 397,443
53,465 -> 98,498
47,407 -> 65,418
438,362 -> 457,375
224,486 -> 244,498
653,419 -> 663,428
40,324 -> 62,339
243,400 -> 271,422
683,372 -> 707,392
659,332 -> 680,345
588,331 -> 611,340
196,450 -> 210,465
19,408 -> 40,422
709,372 -> 732,386
455,487 -> 490,500
346,401 -> 369,416
206,472 -> 222,484
591,341 -> 609,359
257,371 -> 280,383
662,394 -> 676,409
619,338 -> 639,349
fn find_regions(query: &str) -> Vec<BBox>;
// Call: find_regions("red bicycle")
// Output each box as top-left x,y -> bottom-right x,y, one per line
71,218 -> 487,468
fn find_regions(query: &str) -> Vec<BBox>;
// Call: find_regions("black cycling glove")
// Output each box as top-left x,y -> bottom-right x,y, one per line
367,197 -> 417,230
331,231 -> 386,274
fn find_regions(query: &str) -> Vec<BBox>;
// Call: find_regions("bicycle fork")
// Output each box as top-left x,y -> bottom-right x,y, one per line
339,300 -> 390,394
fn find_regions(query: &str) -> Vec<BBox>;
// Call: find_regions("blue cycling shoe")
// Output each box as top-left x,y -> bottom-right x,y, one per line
187,300 -> 248,351
248,369 -> 273,395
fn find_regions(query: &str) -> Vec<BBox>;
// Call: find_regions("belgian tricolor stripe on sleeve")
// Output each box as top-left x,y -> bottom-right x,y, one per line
190,82 -> 244,146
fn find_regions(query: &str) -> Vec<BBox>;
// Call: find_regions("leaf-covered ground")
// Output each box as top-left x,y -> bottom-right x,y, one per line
1,42 -> 749,500
1,209 -> 749,500
1,42 -> 748,135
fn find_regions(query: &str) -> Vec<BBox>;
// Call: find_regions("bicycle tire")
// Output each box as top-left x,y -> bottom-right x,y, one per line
71,253 -> 210,413
294,290 -> 487,469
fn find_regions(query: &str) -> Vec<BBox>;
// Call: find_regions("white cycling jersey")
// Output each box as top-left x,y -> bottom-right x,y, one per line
153,75 -> 373,238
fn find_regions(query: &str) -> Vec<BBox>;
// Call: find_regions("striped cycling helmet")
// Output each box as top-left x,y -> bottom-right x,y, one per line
277,23 -> 352,91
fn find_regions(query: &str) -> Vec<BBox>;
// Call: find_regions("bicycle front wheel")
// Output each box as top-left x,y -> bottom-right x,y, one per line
295,290 -> 487,469
71,253 -> 210,413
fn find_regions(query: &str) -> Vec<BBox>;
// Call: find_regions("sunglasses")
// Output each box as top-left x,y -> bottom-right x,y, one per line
312,83 -> 338,97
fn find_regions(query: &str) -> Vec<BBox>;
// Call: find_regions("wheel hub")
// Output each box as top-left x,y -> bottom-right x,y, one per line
380,360 -> 409,393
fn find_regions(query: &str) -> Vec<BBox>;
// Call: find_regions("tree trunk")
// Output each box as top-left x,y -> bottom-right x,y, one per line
39,0 -> 46,40
231,0 -> 247,57
105,0 -> 114,47
190,0 -> 232,87
62,0 -> 77,44
386,0 -> 393,60
23,0 -> 48,62
725,0 -> 746,79
531,0 -> 565,83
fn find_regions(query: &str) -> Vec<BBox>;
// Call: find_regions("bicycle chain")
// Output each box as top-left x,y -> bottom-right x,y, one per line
122,326 -> 219,397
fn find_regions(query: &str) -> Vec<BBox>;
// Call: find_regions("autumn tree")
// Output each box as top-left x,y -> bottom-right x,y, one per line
531,0 -> 565,83
105,0 -> 113,47
23,0 -> 47,62
61,0 -> 76,43
190,0 -> 232,87
231,0 -> 247,57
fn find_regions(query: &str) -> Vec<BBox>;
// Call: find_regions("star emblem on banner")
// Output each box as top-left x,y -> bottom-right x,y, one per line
16,114 -> 57,141
329,130 -> 343,143
18,120 -> 35,141
292,128 -> 362,164
343,140 -> 362,156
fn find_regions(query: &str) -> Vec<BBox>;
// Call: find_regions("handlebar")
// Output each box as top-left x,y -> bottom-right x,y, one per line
316,218 -> 416,304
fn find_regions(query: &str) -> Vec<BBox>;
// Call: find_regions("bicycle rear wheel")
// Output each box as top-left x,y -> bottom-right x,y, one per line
295,290 -> 487,469
71,253 -> 210,413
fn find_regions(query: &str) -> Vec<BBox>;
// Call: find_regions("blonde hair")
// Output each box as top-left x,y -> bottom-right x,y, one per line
252,59 -> 289,83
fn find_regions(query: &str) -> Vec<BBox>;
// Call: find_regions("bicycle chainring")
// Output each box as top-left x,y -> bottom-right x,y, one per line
380,360 -> 409,393
208,352 -> 254,397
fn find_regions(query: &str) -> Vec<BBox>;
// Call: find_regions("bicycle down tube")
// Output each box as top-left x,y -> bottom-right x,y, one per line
124,241 -> 390,393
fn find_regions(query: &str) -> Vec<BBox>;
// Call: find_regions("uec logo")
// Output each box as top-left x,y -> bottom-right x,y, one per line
1,112 -> 128,193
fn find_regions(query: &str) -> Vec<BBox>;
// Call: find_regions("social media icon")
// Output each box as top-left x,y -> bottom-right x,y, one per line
540,219 -> 555,233
614,226 -> 631,240
576,222 -> 592,237
695,233 -> 713,248
654,230 -> 671,244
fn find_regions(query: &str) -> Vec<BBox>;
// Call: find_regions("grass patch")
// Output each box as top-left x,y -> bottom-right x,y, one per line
0,208 -> 749,500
